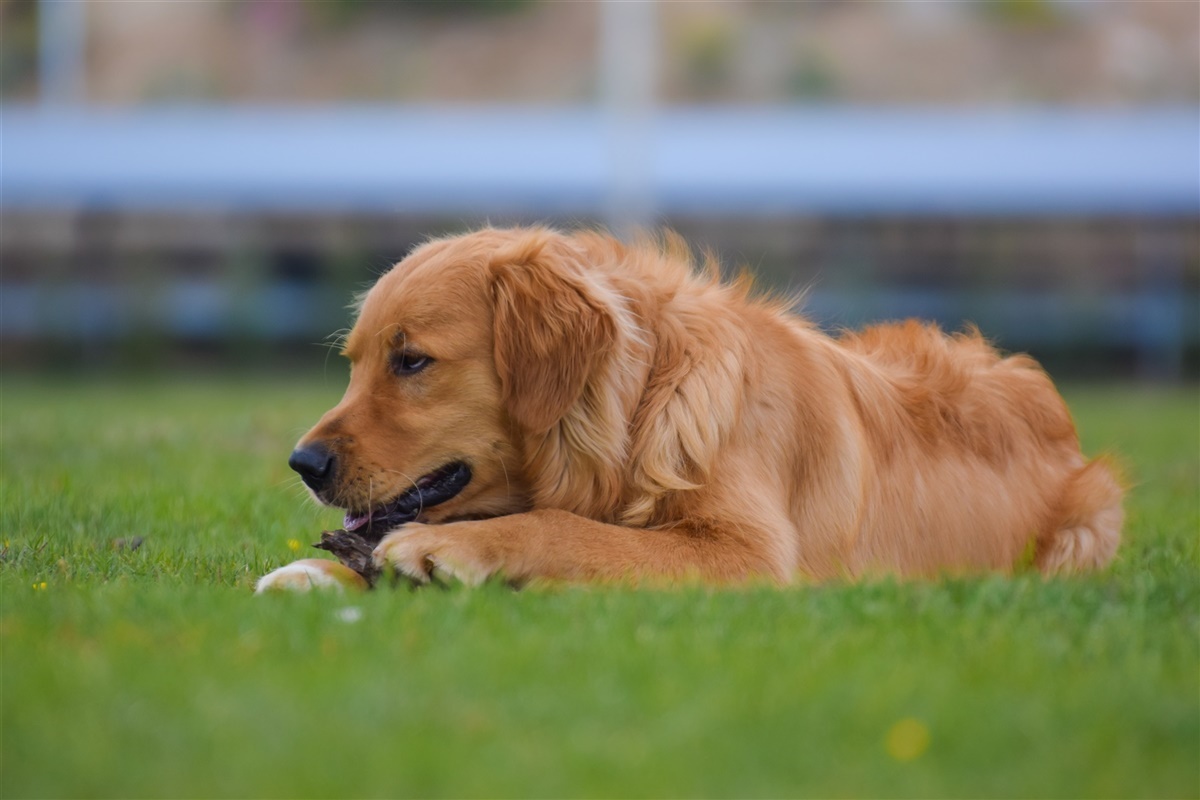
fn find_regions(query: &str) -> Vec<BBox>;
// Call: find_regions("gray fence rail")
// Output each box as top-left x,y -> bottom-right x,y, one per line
3,106 -> 1197,216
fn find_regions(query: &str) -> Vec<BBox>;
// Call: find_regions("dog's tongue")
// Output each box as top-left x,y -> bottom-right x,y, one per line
343,510 -> 372,532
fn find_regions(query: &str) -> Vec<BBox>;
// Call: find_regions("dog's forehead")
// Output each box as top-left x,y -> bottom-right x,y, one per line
345,254 -> 489,357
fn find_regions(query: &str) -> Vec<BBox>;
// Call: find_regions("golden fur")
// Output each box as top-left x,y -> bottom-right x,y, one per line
281,226 -> 1123,586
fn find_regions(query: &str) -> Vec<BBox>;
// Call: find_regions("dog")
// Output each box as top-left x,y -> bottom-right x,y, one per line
257,226 -> 1122,591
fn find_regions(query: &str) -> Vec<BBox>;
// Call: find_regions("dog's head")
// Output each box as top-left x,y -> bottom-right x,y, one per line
288,228 -> 619,536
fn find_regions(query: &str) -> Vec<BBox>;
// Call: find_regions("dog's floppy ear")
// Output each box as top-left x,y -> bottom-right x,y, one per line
491,234 -> 616,434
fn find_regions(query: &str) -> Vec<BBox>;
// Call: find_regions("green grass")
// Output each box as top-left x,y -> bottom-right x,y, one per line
2,376 -> 1197,798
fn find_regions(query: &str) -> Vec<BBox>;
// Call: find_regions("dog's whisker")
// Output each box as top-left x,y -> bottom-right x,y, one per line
375,467 -> 424,514
269,474 -> 301,490
273,473 -> 322,507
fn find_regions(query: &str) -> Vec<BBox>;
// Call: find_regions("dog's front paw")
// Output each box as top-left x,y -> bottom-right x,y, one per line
372,523 -> 498,587
255,558 -> 369,594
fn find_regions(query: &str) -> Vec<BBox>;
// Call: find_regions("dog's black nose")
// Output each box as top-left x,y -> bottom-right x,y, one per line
289,443 -> 334,492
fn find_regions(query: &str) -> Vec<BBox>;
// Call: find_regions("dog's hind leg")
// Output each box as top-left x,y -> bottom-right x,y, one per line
1036,459 -> 1124,574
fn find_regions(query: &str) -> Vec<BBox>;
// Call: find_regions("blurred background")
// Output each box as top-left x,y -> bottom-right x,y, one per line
2,0 -> 1198,378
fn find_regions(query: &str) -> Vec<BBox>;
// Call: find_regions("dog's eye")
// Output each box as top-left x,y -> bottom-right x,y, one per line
391,352 -> 432,375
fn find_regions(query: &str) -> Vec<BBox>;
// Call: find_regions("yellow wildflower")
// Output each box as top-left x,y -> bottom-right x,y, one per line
885,717 -> 930,762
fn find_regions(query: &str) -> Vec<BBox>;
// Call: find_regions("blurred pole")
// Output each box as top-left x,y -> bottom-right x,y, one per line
601,0 -> 658,237
39,0 -> 87,105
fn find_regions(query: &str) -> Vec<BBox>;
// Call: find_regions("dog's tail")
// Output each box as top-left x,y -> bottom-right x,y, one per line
1036,458 -> 1125,574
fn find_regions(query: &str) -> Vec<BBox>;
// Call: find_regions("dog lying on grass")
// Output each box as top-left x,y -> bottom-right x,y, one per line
257,227 -> 1122,591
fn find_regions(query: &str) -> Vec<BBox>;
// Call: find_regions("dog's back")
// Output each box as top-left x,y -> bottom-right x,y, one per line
834,320 -> 1123,576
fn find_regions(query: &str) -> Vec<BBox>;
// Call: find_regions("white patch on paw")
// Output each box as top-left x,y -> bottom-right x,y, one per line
428,556 -> 487,587
255,560 -> 361,593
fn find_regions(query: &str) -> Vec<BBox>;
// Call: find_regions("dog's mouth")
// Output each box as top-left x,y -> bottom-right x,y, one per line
342,461 -> 472,539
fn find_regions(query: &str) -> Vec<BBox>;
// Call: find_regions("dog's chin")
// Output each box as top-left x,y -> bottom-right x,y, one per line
341,461 -> 473,541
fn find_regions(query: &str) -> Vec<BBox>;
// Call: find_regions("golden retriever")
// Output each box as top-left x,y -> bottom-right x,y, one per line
258,226 -> 1122,590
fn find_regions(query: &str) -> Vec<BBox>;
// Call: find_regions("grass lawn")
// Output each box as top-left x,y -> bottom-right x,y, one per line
2,375 -> 1197,798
